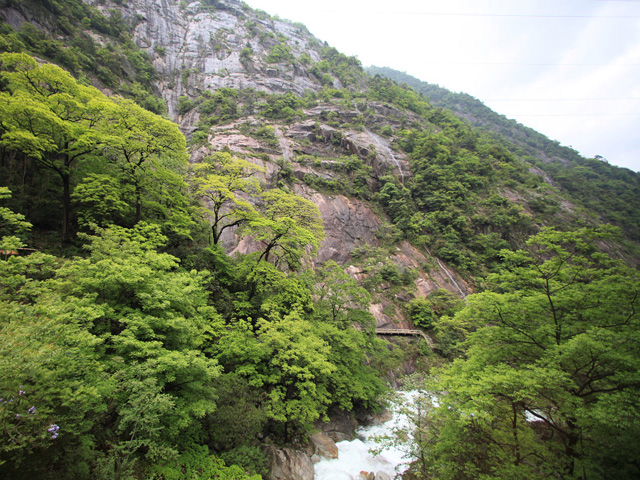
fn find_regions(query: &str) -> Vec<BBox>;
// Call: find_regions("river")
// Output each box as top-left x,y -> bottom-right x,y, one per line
314,392 -> 423,480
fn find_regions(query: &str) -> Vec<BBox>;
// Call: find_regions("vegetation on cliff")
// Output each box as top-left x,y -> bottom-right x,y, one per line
0,1 -> 639,479
390,227 -> 640,480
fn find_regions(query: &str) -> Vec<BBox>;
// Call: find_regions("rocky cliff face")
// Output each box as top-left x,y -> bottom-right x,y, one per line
87,0 -> 341,119
1,0 -> 470,326
111,0 -> 469,324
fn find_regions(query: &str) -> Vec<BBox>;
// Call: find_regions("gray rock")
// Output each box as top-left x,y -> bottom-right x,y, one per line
262,445 -> 314,480
314,408 -> 358,442
309,431 -> 338,459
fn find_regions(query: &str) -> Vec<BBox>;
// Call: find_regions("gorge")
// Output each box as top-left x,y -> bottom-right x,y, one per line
0,1 -> 639,479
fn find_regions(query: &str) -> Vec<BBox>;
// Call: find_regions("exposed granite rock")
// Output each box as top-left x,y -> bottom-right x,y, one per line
308,431 -> 338,460
83,0 -> 327,123
293,185 -> 383,264
262,445 -> 314,480
314,408 -> 357,442
356,408 -> 393,427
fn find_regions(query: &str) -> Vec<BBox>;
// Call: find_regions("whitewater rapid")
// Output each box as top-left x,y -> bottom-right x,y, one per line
314,392 -> 421,479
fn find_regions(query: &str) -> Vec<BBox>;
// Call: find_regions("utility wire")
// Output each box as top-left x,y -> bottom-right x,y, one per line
501,113 -> 640,117
298,9 -> 640,18
486,98 -> 640,101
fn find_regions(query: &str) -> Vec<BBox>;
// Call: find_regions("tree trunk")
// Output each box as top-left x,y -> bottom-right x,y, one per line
61,172 -> 71,243
135,183 -> 142,224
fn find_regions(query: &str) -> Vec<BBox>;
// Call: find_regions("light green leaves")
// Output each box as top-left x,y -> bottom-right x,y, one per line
419,227 -> 640,479
192,152 -> 264,245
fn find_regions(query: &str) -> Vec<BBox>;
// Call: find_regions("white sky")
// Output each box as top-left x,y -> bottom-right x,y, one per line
244,0 -> 640,171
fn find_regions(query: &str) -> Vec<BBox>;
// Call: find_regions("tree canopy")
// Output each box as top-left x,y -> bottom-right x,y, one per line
0,52 -> 192,243
402,227 -> 640,479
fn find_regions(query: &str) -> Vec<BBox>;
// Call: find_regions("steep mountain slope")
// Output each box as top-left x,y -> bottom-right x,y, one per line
2,0 -> 639,314
367,66 -> 640,243
1,2 -> 639,479
367,65 -> 591,164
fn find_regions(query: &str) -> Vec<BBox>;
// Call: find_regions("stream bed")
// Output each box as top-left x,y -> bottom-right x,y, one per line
314,392 -> 419,479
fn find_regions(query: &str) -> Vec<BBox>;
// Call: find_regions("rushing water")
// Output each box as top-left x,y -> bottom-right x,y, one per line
314,392 -> 420,480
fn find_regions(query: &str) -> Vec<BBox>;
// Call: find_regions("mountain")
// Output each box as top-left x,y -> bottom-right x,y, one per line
367,66 -> 640,244
0,1 -> 639,479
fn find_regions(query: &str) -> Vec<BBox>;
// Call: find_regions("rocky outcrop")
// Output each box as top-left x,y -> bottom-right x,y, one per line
308,431 -> 338,460
313,408 -> 357,443
357,408 -> 393,427
295,185 -> 383,264
83,0 -> 329,123
262,445 -> 315,480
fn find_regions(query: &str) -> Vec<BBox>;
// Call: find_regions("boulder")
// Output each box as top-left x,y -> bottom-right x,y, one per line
375,472 -> 392,480
314,408 -> 357,442
357,408 -> 393,426
262,445 -> 314,480
309,431 -> 338,459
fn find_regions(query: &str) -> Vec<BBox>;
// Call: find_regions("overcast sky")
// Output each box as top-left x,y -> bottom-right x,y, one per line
244,0 -> 640,172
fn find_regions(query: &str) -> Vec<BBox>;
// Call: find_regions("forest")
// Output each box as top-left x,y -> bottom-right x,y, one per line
0,52 -> 390,478
1,1 -> 639,479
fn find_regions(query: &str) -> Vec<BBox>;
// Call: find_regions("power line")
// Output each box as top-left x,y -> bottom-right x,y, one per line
299,9 -> 640,19
501,113 -> 640,117
423,61 -> 640,66
486,98 -> 640,102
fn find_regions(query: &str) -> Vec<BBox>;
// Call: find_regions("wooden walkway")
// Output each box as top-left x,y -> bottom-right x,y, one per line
375,328 -> 434,348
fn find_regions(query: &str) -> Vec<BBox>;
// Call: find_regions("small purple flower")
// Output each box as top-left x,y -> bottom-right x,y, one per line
27,406 -> 36,414
15,414 -> 20,419
48,424 -> 60,439
18,386 -> 25,396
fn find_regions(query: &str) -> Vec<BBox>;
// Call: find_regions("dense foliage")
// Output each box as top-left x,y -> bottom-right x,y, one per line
388,227 -> 640,479
368,66 -> 640,244
0,0 -> 164,113
0,53 -> 388,479
1,3 -> 640,478
0,53 -> 191,244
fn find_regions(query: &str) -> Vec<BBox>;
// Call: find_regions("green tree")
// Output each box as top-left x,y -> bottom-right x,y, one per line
237,260 -> 314,321
0,53 -> 191,242
0,53 -> 109,242
71,174 -> 132,229
192,152 -> 263,245
308,260 -> 372,328
50,223 -> 223,473
215,313 -> 335,441
243,188 -> 325,271
101,97 -> 192,232
0,198 -> 108,479
416,226 -> 640,479
0,186 -> 31,251
407,297 -> 434,330
0,282 -> 112,479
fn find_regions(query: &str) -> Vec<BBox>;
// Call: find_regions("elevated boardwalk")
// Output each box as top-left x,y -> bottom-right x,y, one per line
375,328 -> 434,348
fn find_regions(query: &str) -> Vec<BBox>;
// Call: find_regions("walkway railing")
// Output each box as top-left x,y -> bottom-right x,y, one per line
375,328 -> 434,348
